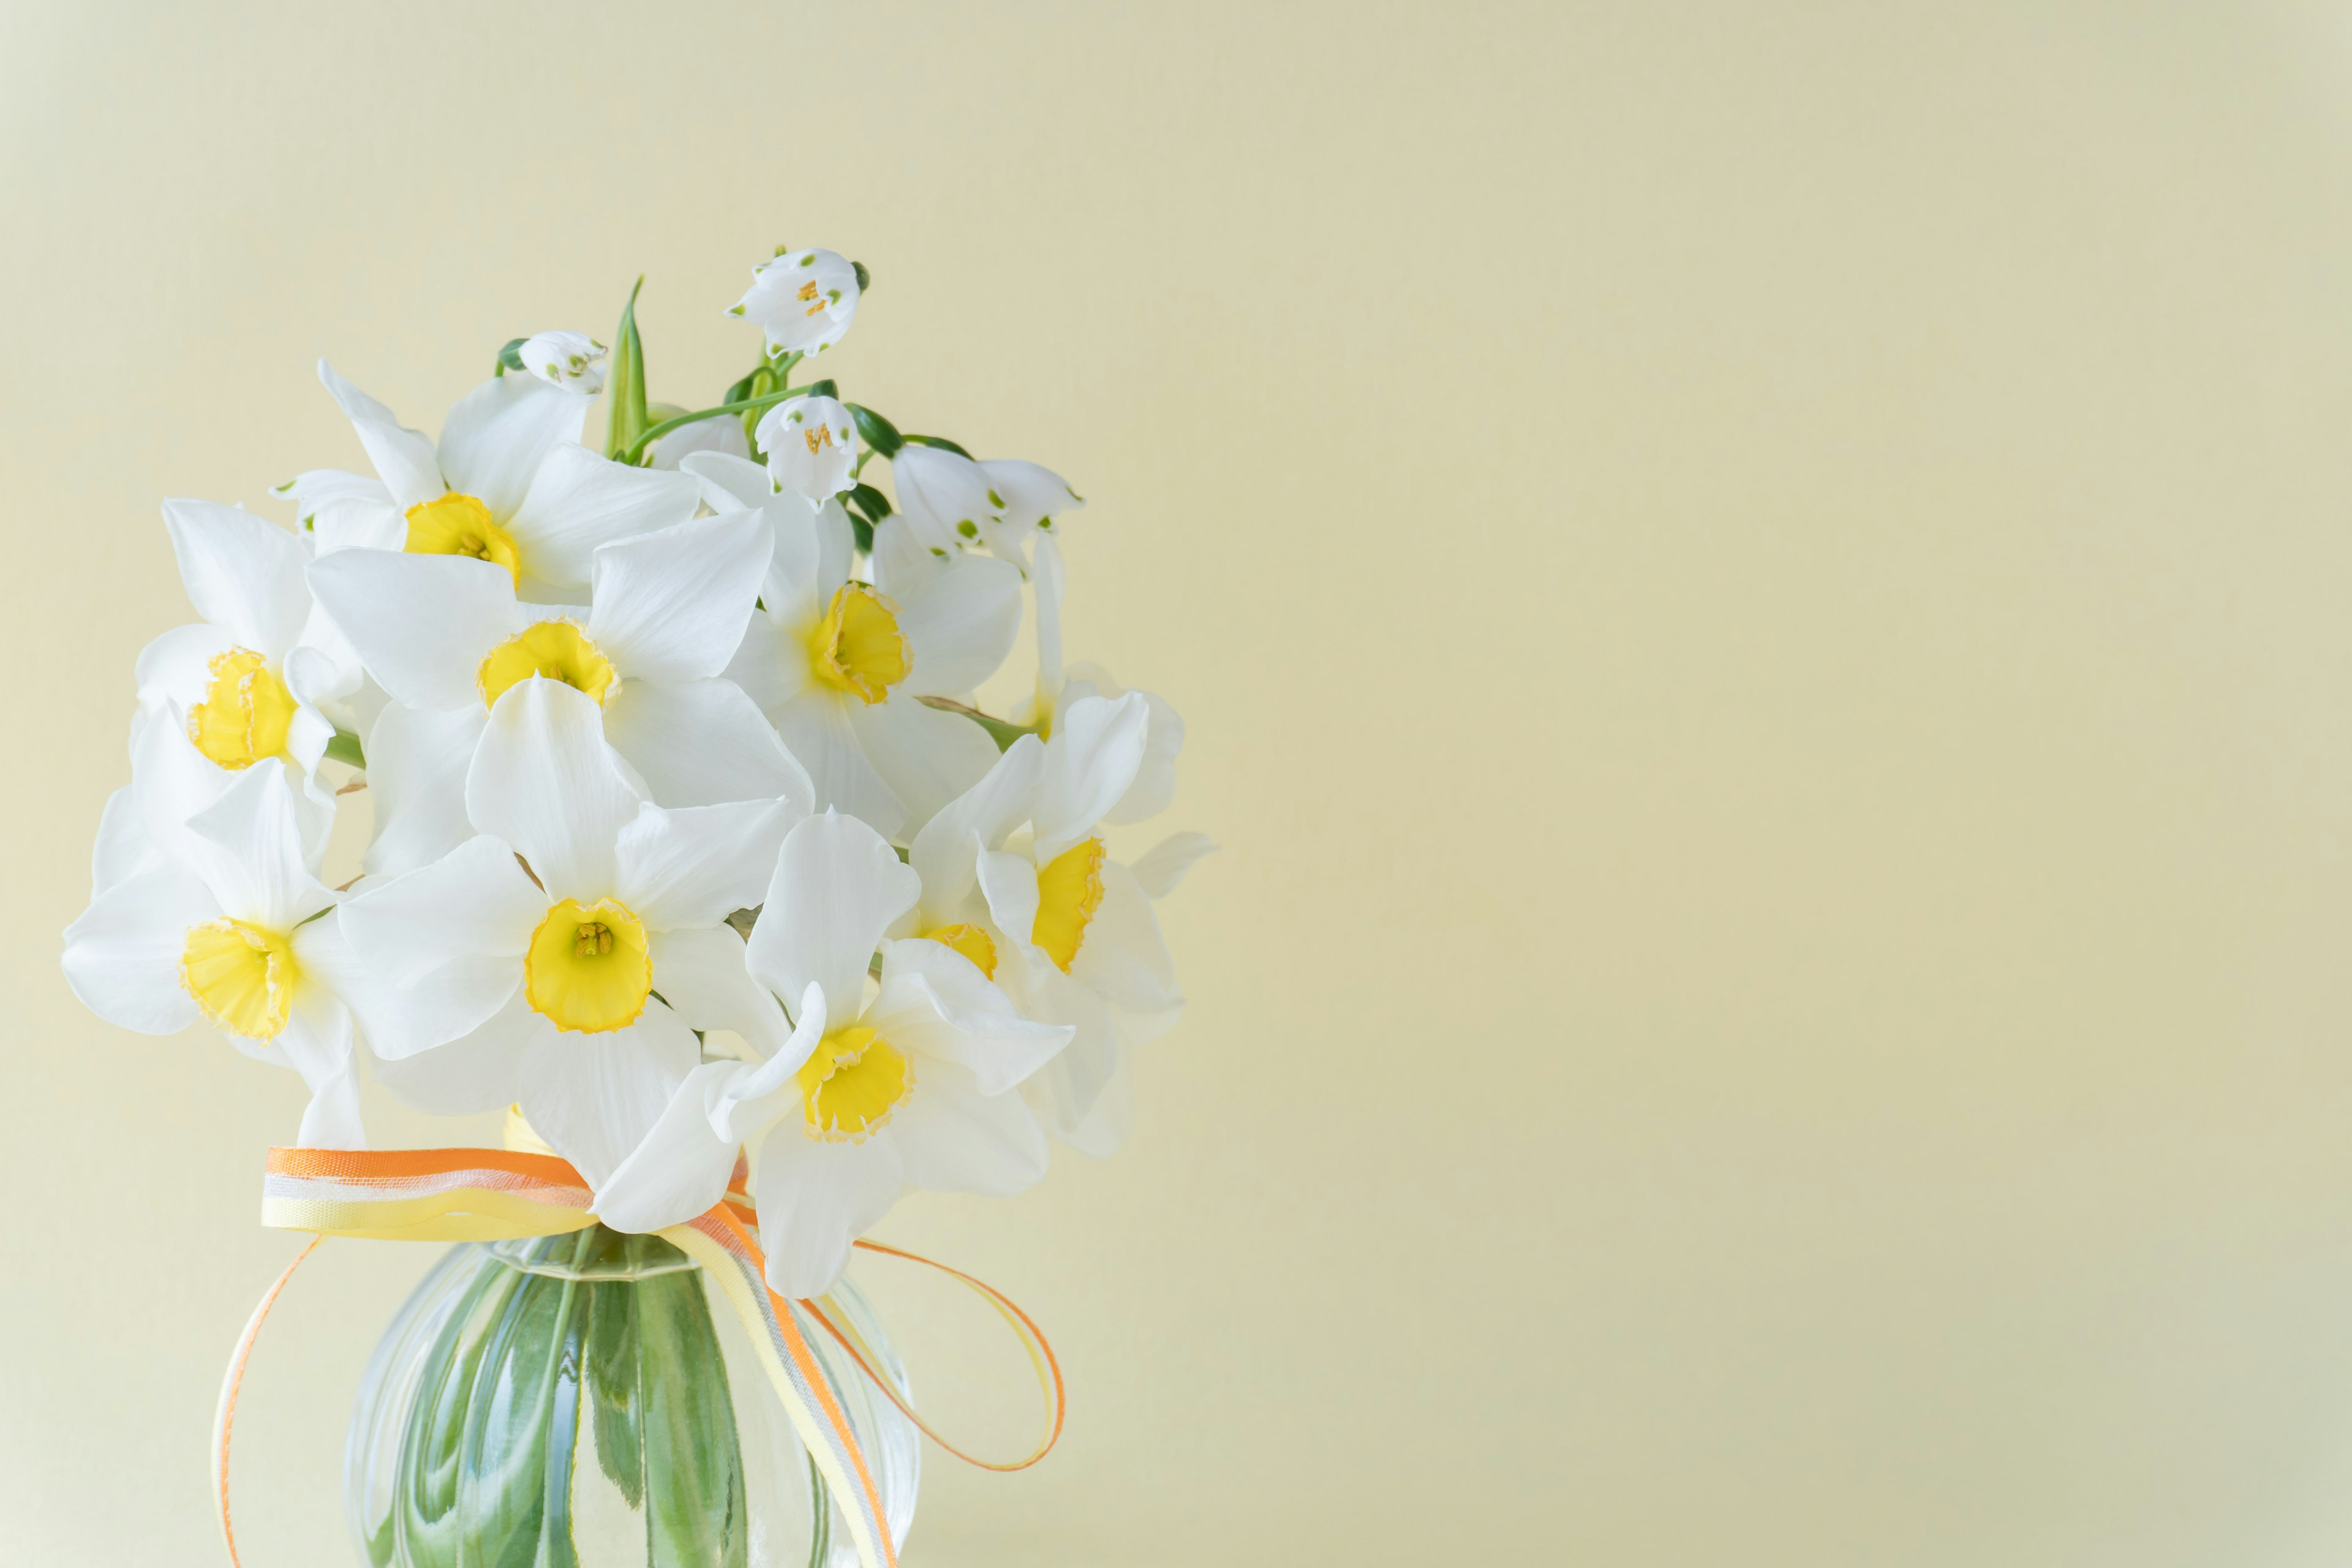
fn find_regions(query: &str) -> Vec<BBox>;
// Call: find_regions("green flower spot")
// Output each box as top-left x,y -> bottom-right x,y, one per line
957,520 -> 979,540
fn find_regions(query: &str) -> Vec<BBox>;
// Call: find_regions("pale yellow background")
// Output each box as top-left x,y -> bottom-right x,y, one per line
8,1 -> 2352,1562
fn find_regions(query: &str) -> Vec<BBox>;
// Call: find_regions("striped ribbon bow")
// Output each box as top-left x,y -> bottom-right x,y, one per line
215,1146 -> 1065,1568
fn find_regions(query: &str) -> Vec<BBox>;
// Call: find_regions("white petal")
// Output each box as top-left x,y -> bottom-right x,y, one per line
278,468 -> 402,553
505,445 -> 700,594
679,450 -> 776,512
1068,860 -> 1180,1015
295,905 -> 520,1060
338,834 -> 543,989
1031,693 -> 1148,861
1106,687 -> 1185,824
712,982 -> 828,1140
368,992 -> 535,1114
61,870 -> 216,1034
162,499 -> 311,659
359,703 -> 488,878
586,511 -> 771,682
733,247 -> 861,358
594,1060 -> 747,1232
307,551 -> 519,709
616,797 -> 794,930
1031,532 -> 1068,691
893,1065 -> 1049,1197
976,848 -> 1042,970
771,695 -> 907,839
889,445 -> 995,541
1128,831 -> 1218,899
646,925 -> 790,1056
466,679 -> 643,900
869,938 -> 1072,1093
1057,1052 -> 1133,1156
650,416 -> 751,470
746,811 -> 918,1026
601,677 -> 811,812
318,360 -> 445,510
516,1003 -> 699,1188
750,1121 -> 902,1299
876,538 -> 1023,697
435,374 -> 587,522
134,621 -> 235,712
183,763 -> 335,932
92,785 -> 163,898
755,395 -> 857,501
909,735 -> 1046,913
721,606 -> 812,719
978,458 -> 1084,532
847,695 -> 1001,840
275,988 -> 366,1148
1014,975 -> 1123,1142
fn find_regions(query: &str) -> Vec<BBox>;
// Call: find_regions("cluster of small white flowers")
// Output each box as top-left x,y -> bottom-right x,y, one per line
62,246 -> 1210,1297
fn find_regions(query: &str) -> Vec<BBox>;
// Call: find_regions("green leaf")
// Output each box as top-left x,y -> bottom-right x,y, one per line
638,1268 -> 749,1568
394,1257 -> 530,1568
903,432 -> 974,459
496,338 -> 529,376
325,729 -> 366,769
605,277 -> 649,463
846,403 -> 903,457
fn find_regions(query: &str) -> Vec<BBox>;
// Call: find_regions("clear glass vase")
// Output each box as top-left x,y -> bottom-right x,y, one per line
345,1224 -> 919,1567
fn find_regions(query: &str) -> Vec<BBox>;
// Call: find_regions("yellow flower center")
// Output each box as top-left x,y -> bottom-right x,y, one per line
181,918 -> 296,1040
186,647 -> 298,771
796,1025 -> 913,1142
1031,837 -> 1106,974
524,897 -> 651,1033
808,583 -> 911,705
922,922 -> 998,980
477,620 -> 619,710
405,492 -> 522,589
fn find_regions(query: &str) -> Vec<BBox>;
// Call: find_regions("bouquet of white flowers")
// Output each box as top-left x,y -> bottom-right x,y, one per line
61,244 -> 1210,1568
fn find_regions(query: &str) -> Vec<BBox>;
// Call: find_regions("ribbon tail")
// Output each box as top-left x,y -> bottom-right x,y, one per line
663,1210 -> 898,1568
213,1234 -> 323,1568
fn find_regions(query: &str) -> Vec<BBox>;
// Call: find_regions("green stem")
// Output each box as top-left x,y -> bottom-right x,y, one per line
625,387 -> 809,465
916,694 -> 1036,751
326,729 -> 366,769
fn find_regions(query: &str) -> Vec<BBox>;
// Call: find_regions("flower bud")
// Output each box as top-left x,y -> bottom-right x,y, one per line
518,330 -> 608,393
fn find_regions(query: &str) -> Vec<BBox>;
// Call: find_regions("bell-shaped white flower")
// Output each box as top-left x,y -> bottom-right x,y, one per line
910,693 -> 1213,1153
337,680 -> 800,1188
309,511 -> 810,878
728,246 -> 860,357
1016,533 -> 1185,824
62,761 -> 371,1146
891,444 -> 1083,565
285,359 -> 698,600
755,393 -> 857,502
684,453 -> 1022,842
596,810 -> 1071,1297
518,331 -> 608,393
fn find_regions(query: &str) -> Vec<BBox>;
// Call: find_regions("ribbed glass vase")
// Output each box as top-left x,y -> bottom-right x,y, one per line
344,1224 -> 918,1567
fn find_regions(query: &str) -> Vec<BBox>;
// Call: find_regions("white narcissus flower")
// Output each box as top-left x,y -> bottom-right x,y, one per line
729,246 -> 860,356
910,693 -> 1213,1153
597,810 -> 1071,1297
518,331 -> 607,393
647,406 -> 752,470
308,511 -> 810,878
134,498 -> 361,853
1016,532 -> 1185,824
755,394 -> 857,501
891,443 -> 1083,564
285,359 -> 698,600
684,452 -> 1022,842
62,761 -> 369,1147
338,680 -> 799,1188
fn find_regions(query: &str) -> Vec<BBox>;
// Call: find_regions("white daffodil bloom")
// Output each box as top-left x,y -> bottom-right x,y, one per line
1015,533 -> 1185,824
287,359 -> 697,600
755,393 -> 857,501
309,511 -> 809,877
890,444 -> 1084,565
338,680 -> 799,1188
133,499 -> 362,853
682,452 -> 1022,842
729,246 -> 859,357
518,331 -> 607,393
596,810 -> 1071,1297
910,693 -> 1213,1153
62,761 -> 369,1146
